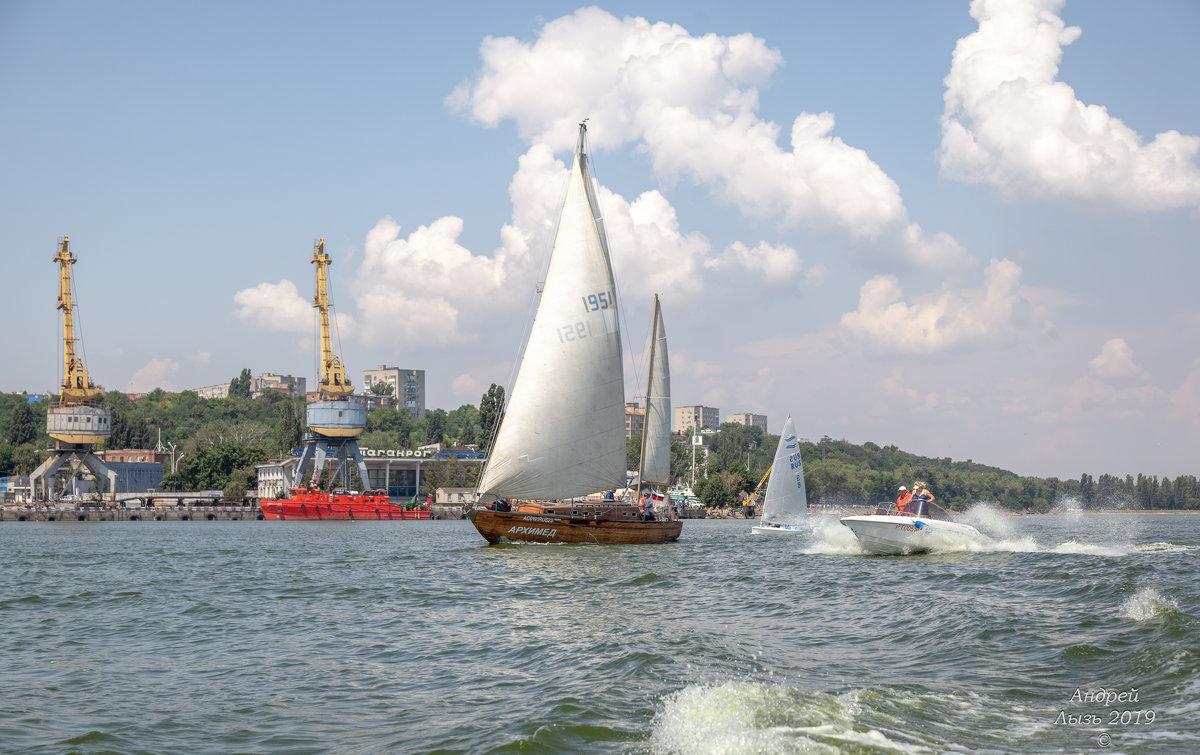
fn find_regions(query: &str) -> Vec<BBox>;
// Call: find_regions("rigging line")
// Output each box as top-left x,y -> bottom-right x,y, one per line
70,267 -> 92,396
327,261 -> 346,375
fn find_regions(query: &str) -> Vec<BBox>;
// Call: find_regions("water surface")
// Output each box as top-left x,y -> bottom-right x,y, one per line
1,511 -> 1197,753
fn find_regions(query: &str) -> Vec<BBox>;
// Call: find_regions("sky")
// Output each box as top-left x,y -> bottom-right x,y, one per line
2,0 -> 1199,481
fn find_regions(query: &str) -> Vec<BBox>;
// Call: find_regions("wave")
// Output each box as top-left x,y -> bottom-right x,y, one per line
1119,587 -> 1181,622
649,681 -> 1049,754
650,681 -> 913,754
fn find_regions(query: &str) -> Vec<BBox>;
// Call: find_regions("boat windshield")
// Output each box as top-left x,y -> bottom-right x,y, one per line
878,500 -> 954,521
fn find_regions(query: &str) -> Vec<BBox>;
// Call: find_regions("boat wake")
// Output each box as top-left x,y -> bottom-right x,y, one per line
807,503 -> 1196,557
650,680 -> 1047,754
800,514 -> 867,555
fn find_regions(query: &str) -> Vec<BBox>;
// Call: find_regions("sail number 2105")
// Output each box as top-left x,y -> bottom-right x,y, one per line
558,291 -> 613,343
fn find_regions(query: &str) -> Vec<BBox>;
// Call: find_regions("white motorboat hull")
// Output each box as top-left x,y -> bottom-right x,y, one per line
839,514 -> 986,555
751,523 -> 810,536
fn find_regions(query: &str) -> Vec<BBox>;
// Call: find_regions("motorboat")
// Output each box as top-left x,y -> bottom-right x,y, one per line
840,499 -> 987,554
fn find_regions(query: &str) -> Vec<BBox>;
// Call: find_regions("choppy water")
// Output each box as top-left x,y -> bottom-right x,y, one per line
1,510 -> 1198,754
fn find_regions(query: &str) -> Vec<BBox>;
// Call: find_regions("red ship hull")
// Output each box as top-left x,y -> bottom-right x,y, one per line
261,489 -> 432,520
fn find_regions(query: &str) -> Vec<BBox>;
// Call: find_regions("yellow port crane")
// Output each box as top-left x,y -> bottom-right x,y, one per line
32,236 -> 116,501
311,238 -> 354,399
296,238 -> 369,491
53,235 -> 102,405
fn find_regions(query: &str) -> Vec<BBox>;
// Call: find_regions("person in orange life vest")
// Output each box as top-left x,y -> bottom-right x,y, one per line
895,485 -> 913,515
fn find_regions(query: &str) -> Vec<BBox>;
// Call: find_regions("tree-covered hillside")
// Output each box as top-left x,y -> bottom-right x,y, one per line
5,390 -> 1198,509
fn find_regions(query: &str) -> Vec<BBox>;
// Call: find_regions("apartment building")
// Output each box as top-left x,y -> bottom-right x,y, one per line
674,405 -> 719,433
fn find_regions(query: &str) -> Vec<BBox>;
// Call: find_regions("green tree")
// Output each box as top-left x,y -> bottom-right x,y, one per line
424,408 -> 449,447
181,441 -> 269,490
0,442 -> 15,476
420,457 -> 480,496
478,384 -> 505,453
694,474 -> 732,507
274,397 -> 303,455
366,407 -> 416,448
229,368 -> 252,399
12,443 -> 44,476
224,465 -> 258,499
8,401 -> 38,446
369,381 -> 393,397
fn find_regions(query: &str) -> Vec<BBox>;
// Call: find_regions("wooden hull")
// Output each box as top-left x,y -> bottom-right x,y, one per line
468,507 -> 682,545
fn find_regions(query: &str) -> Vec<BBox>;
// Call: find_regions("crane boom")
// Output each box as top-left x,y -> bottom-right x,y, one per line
54,236 -> 100,404
311,239 -> 354,399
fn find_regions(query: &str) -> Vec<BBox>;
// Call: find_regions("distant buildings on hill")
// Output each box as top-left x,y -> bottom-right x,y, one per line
673,406 -> 770,435
193,373 -> 306,399
726,412 -> 767,432
189,368 -> 425,418
189,373 -> 767,435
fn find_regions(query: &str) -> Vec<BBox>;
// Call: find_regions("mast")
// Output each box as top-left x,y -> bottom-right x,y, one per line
311,239 -> 353,399
54,236 -> 99,404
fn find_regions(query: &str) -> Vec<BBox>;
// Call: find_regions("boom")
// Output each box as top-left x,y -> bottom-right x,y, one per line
54,236 -> 100,404
311,239 -> 354,399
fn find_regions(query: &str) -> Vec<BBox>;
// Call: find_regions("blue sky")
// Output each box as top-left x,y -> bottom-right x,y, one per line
3,1 -> 1199,481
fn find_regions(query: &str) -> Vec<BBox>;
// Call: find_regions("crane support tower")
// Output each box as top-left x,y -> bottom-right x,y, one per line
296,239 -> 369,491
30,236 -> 117,501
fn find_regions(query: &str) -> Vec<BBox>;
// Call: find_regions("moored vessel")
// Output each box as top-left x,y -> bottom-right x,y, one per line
261,487 -> 431,520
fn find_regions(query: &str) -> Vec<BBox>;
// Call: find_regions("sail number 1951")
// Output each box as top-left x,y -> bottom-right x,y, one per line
583,291 -> 613,312
557,291 -> 612,343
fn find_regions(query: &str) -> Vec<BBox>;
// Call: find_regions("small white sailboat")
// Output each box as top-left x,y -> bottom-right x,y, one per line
468,122 -> 682,545
840,498 -> 988,555
751,416 -> 810,536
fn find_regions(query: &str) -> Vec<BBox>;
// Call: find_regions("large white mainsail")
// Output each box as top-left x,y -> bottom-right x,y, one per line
760,416 -> 808,526
477,123 -> 626,501
637,294 -> 671,488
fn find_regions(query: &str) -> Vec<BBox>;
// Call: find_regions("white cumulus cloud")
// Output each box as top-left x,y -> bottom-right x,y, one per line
1089,338 -> 1148,380
840,258 -> 1039,354
452,6 -> 968,269
234,280 -> 311,333
709,240 -> 802,283
234,278 -> 355,339
941,0 -> 1200,209
127,358 -> 180,392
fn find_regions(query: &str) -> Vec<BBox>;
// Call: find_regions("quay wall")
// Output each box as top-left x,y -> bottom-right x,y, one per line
1,506 -> 264,522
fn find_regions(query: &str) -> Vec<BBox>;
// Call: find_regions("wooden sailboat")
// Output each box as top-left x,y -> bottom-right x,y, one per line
750,415 -> 811,535
468,123 -> 682,545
